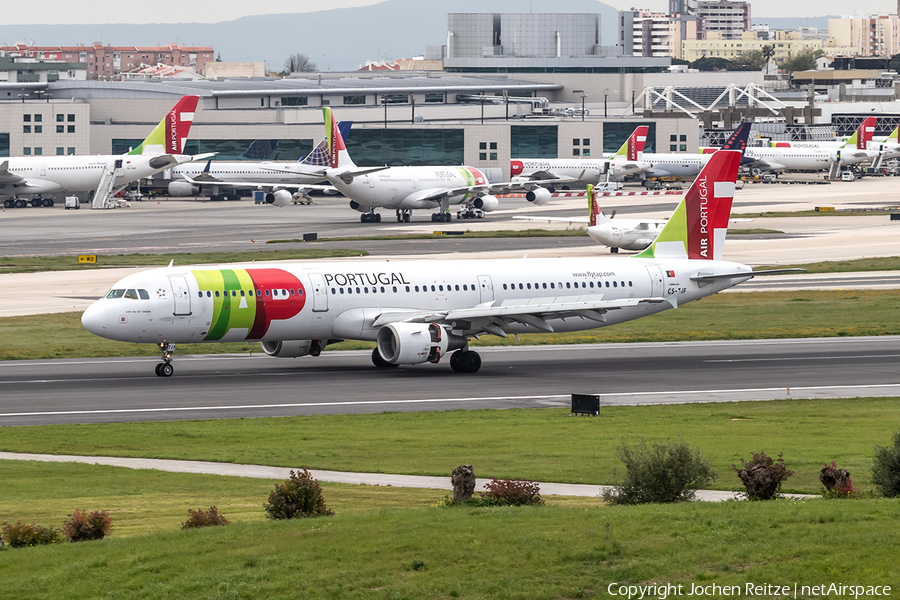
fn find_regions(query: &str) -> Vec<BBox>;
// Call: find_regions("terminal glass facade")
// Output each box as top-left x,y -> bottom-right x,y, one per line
0,133 -> 8,157
511,125 -> 557,158
603,122 -> 656,153
347,129 -> 464,166
112,139 -> 314,161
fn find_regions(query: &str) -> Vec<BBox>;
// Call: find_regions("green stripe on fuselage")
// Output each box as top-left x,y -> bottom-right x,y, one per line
194,269 -> 257,341
454,167 -> 476,203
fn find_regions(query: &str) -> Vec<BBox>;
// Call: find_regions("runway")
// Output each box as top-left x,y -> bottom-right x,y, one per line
1,336 -> 898,426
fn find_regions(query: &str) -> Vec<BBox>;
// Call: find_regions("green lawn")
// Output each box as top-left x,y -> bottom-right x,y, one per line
2,398 -> 897,494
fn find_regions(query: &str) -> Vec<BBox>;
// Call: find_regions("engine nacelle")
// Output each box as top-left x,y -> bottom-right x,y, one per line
376,323 -> 451,365
525,187 -> 552,206
473,194 -> 500,212
260,340 -> 321,358
265,190 -> 293,207
349,200 -> 367,213
168,180 -> 199,197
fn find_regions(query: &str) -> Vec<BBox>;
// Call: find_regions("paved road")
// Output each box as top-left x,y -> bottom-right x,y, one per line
1,336 -> 897,426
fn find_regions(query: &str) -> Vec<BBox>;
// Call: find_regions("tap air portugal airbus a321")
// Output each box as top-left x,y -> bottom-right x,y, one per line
82,149 -> 797,377
0,95 -> 203,208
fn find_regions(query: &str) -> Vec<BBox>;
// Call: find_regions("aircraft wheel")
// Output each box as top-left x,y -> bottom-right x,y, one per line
396,210 -> 403,223
375,213 -> 381,223
31,199 -> 42,207
611,247 -> 619,254
360,214 -> 368,223
160,363 -> 174,377
403,213 -> 410,222
4,199 -> 14,208
450,350 -> 465,372
430,213 -> 437,222
371,348 -> 399,369
154,363 -> 164,377
44,198 -> 54,207
459,351 -> 481,373
15,199 -> 26,208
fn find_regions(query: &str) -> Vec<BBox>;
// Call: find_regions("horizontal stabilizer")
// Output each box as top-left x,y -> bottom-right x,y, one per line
690,268 -> 805,282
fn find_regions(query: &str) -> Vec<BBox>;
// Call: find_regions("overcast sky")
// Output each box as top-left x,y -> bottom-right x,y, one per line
4,0 -> 897,23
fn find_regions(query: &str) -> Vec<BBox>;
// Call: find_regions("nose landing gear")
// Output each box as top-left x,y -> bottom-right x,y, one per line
155,342 -> 176,377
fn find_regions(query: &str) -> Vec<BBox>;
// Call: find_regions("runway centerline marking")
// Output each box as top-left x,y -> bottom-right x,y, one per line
706,354 -> 900,363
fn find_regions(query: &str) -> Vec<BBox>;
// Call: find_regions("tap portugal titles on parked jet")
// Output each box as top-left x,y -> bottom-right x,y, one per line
82,150 -> 798,377
0,95 -> 203,208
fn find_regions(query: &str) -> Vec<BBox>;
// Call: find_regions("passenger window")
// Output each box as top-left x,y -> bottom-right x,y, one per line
415,286 -> 419,292
347,288 -> 352,294
431,285 -> 436,292
527,283 -> 532,289
265,290 -> 270,296
124,289 -> 138,299
241,290 -> 246,297
542,283 -> 547,289
589,282 -> 594,288
215,291 -> 220,297
331,288 -> 336,294
463,284 -> 468,291
439,285 -> 443,292
613,281 -> 618,287
519,284 -> 523,290
139,289 -> 149,299
364,287 -> 369,294
455,285 -> 459,291
550,283 -> 555,289
340,288 -> 344,294
605,281 -> 610,288
566,282 -> 571,289
206,291 -> 211,297
629,281 -> 633,287
393,286 -> 398,293
405,286 -> 410,292
256,290 -> 261,297
197,292 -> 203,298
356,287 -> 361,294
503,284 -> 507,290
298,288 -> 303,295
381,286 -> 385,293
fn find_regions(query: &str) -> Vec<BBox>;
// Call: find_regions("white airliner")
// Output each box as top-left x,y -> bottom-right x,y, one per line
82,150 -> 798,377
171,121 -> 353,204
321,108 -> 575,223
0,96 -> 203,208
515,183 -> 667,253
638,122 -> 751,181
510,126 -> 651,186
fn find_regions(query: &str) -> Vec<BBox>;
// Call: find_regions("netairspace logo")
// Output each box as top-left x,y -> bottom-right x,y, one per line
606,582 -> 892,599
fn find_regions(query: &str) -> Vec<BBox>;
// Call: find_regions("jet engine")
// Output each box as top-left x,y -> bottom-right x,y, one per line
473,195 -> 500,212
376,323 -> 464,365
349,200 -> 367,213
525,188 -> 551,206
265,190 -> 293,207
260,340 -> 322,358
167,180 -> 199,197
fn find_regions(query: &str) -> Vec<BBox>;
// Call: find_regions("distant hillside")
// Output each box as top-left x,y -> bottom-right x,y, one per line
751,16 -> 837,31
0,0 -> 620,72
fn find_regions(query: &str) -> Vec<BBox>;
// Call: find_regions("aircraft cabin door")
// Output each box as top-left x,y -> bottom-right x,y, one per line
477,275 -> 494,304
645,265 -> 664,298
169,276 -> 192,316
308,272 -> 328,312
40,163 -> 47,177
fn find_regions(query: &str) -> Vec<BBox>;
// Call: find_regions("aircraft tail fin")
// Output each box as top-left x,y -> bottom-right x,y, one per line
887,125 -> 899,144
300,121 -> 352,166
720,121 -> 751,154
324,108 -> 356,168
635,150 -> 741,261
128,95 -> 199,156
586,184 -> 610,227
614,125 -> 649,161
842,116 -> 876,150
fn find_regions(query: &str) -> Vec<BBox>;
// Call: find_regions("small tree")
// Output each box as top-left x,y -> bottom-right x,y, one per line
481,478 -> 542,506
820,462 -> 857,498
872,429 -> 900,497
62,509 -> 112,542
264,469 -> 334,520
181,506 -> 230,529
284,53 -> 317,73
732,451 -> 794,500
1,522 -> 61,547
603,440 -> 716,505
761,44 -> 776,75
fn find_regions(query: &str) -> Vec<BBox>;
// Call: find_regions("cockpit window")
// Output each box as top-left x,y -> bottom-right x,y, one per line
139,289 -> 149,299
105,289 -> 125,299
124,289 -> 138,299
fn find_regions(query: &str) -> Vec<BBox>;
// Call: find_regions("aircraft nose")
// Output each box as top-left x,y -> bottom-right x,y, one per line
81,302 -> 108,336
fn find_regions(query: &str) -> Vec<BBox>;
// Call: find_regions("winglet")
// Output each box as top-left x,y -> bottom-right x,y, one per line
128,95 -> 199,156
615,125 -> 649,161
634,150 -> 741,261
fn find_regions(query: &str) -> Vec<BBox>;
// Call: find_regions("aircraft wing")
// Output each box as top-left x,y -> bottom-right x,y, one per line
513,215 -> 589,225
182,174 -> 336,193
371,295 -> 669,335
0,160 -> 26,184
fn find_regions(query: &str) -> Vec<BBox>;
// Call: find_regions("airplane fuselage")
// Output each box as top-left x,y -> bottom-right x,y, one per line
171,162 -> 327,186
586,221 -> 666,251
81,257 -> 749,346
640,153 -> 709,178
326,166 -> 489,210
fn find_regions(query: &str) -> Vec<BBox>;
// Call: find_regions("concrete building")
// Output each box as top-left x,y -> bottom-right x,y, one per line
695,0 -> 750,40
0,43 -> 214,80
442,13 -> 670,73
680,30 -> 845,63
0,57 -> 86,83
619,9 -> 697,59
828,15 -> 900,57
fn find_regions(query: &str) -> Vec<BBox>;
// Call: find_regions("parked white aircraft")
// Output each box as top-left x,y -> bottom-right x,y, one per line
766,117 -> 875,151
82,150 -> 798,377
637,122 -> 752,181
172,121 -> 353,204
321,108 -> 576,223
0,96 -> 203,208
510,126 -> 651,186
515,183 -> 667,253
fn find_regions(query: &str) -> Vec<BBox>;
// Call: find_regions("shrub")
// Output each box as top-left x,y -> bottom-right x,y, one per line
872,429 -> 900,498
480,478 -> 542,506
603,440 -> 716,505
732,451 -> 794,501
264,469 -> 334,520
820,462 -> 857,498
1,521 -> 61,548
181,506 -> 230,530
62,509 -> 113,542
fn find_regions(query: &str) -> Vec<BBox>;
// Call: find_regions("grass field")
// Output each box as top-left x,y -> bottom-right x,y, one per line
3,289 -> 898,361
2,398 -> 898,494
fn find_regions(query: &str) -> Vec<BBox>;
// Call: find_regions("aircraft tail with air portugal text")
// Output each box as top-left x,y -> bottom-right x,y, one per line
127,95 -> 199,156
614,125 -> 649,161
635,149 -> 741,261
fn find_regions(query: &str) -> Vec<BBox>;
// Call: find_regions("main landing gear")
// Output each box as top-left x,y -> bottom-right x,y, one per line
155,342 -> 176,377
449,349 -> 482,373
610,247 -> 619,254
360,210 -> 381,223
431,211 -> 452,222
395,209 -> 411,223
